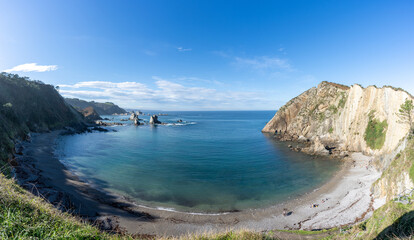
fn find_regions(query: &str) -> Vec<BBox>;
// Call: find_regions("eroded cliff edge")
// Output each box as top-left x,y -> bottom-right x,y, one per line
263,81 -> 414,201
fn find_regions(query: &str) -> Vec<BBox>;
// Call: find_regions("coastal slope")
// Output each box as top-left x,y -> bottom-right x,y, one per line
65,98 -> 126,115
0,73 -> 86,165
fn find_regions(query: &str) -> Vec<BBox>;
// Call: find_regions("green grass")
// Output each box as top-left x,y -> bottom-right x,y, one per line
0,173 -> 126,240
329,201 -> 414,240
410,162 -> 414,184
174,231 -> 275,240
276,228 -> 338,235
364,112 -> 388,150
329,127 -> 334,133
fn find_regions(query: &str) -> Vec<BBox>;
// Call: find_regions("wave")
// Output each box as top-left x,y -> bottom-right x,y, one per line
134,203 -> 231,216
164,122 -> 197,126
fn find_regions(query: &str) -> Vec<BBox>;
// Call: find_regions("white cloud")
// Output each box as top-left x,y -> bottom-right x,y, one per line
59,77 -> 276,110
3,63 -> 58,72
177,47 -> 192,52
234,56 -> 292,71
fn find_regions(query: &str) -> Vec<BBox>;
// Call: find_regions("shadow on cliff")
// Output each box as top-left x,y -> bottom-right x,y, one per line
374,210 -> 414,240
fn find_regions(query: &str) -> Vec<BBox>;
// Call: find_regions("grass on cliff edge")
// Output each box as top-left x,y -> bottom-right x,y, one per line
0,173 -> 122,240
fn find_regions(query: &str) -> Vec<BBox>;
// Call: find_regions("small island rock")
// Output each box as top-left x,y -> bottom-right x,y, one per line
149,115 -> 161,124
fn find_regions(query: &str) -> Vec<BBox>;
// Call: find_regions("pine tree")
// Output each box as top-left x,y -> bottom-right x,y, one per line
398,99 -> 414,134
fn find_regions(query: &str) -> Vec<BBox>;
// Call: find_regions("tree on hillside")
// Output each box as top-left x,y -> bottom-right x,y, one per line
398,99 -> 414,134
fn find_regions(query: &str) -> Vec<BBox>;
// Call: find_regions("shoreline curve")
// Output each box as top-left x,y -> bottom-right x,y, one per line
14,130 -> 381,236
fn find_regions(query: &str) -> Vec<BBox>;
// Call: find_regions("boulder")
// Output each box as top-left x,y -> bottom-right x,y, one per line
129,112 -> 136,120
134,118 -> 141,125
310,137 -> 330,155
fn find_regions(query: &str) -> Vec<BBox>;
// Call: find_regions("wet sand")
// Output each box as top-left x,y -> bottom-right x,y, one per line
14,130 -> 382,236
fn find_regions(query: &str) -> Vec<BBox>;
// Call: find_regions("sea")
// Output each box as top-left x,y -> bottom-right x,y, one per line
56,111 -> 341,213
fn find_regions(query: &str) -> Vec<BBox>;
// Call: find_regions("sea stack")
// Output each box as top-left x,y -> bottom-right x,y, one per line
149,115 -> 161,124
129,112 -> 137,120
134,118 -> 140,125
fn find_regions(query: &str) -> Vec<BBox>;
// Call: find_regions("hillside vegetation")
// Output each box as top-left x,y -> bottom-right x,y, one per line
65,98 -> 126,115
364,111 -> 388,150
0,73 -> 85,167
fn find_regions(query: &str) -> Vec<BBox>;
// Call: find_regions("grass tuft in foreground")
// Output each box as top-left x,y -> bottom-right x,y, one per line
0,173 -> 124,239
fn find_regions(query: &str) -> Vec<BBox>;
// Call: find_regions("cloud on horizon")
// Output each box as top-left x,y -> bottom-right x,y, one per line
3,63 -> 58,72
59,77 -> 277,110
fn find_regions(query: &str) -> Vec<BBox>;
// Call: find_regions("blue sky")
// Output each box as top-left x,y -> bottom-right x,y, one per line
1,0 -> 413,110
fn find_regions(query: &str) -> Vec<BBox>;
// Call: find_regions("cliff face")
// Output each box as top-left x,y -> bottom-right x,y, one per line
263,81 -> 414,201
372,136 -> 414,201
80,106 -> 102,122
65,98 -> 126,115
263,81 -> 413,158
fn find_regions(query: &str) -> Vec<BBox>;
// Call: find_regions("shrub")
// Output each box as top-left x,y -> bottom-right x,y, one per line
338,92 -> 347,109
364,112 -> 388,150
329,105 -> 338,114
318,112 -> 325,122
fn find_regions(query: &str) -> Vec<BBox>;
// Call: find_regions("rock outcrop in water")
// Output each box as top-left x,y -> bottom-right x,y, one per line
149,115 -> 161,124
129,112 -> 137,120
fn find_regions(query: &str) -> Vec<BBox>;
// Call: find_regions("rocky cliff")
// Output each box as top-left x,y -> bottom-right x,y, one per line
263,81 -> 413,157
80,106 -> 102,122
263,81 -> 414,200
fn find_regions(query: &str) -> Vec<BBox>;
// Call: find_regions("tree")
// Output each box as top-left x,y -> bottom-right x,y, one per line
398,99 -> 414,133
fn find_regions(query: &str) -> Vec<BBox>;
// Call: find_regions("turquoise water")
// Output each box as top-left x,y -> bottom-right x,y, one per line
56,111 -> 341,213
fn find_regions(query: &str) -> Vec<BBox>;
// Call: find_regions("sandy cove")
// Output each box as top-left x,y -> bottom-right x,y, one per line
13,130 -> 383,237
